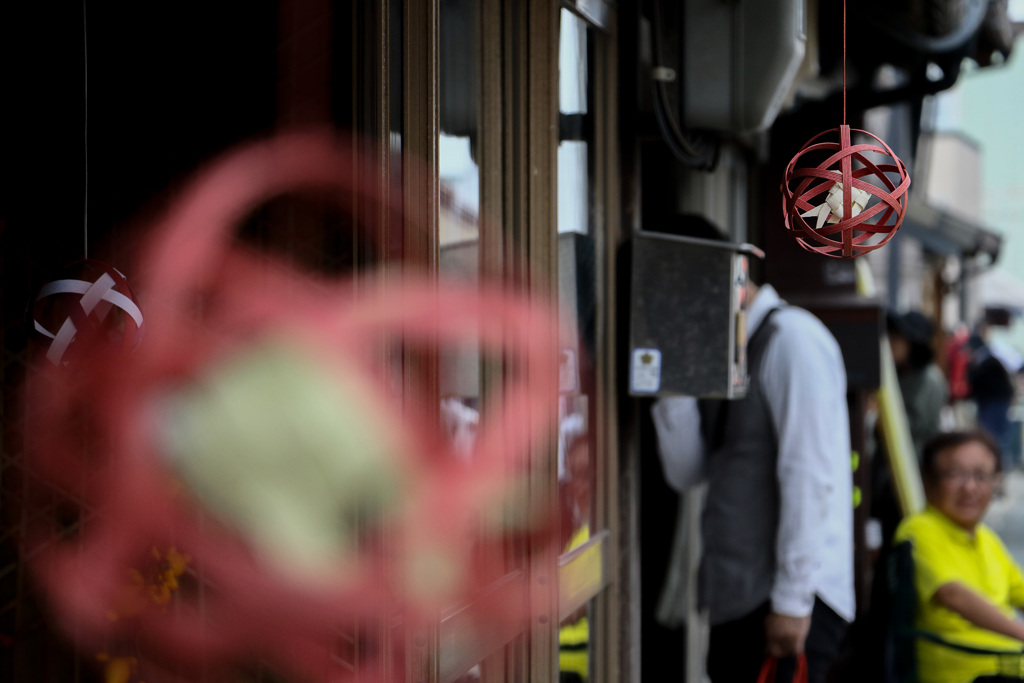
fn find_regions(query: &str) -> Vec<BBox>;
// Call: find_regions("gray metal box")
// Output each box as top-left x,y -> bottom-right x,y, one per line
682,0 -> 806,133
629,231 -> 761,398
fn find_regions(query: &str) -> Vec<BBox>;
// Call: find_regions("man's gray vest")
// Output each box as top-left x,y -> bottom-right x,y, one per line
698,307 -> 782,626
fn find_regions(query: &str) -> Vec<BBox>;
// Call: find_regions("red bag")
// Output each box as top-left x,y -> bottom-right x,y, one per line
757,655 -> 808,683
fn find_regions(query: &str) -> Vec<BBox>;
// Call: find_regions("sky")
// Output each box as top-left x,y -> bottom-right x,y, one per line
934,3 -> 1024,351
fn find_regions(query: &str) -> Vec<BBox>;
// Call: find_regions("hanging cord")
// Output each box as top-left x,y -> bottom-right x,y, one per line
83,0 -> 89,259
842,0 -> 847,127
649,0 -> 718,170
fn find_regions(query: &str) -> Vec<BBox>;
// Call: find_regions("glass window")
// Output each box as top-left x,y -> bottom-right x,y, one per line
557,8 -> 600,683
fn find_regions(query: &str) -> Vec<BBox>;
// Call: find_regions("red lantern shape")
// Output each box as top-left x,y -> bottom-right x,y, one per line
781,124 -> 910,258
31,259 -> 144,365
779,0 -> 911,259
20,131 -> 561,683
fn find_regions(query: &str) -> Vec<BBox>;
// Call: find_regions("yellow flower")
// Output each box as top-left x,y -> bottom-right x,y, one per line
96,652 -> 137,683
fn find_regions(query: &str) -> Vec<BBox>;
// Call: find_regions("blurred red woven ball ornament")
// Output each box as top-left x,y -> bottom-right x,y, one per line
781,124 -> 910,259
21,132 -> 561,683
30,259 -> 144,365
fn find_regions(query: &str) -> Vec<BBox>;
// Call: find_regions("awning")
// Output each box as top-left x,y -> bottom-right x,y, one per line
977,268 -> 1024,313
900,199 -> 1002,263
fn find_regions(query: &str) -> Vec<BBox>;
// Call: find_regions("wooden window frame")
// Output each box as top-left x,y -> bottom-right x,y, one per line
369,1 -> 622,681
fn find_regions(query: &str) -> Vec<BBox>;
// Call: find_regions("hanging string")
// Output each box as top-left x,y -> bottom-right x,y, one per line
842,0 -> 847,126
83,0 -> 89,259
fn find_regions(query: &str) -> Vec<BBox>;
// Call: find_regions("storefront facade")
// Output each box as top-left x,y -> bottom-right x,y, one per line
2,1 -> 1016,681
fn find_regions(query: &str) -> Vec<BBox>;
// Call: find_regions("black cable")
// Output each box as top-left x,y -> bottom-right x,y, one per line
652,79 -> 718,169
649,0 -> 719,170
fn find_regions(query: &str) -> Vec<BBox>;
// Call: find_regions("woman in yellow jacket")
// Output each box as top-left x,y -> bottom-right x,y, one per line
895,430 -> 1024,683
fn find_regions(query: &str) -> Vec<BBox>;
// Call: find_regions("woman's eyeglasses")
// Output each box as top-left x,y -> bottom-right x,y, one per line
937,469 -> 1000,486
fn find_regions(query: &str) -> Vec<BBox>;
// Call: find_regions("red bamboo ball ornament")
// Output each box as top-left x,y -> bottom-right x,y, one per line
781,124 -> 911,259
20,132 -> 562,683
31,259 -> 144,366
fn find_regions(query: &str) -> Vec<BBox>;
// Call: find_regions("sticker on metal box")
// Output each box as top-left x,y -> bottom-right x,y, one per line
630,348 -> 662,394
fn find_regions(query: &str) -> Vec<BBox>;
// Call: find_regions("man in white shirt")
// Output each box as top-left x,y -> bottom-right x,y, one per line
653,281 -> 855,682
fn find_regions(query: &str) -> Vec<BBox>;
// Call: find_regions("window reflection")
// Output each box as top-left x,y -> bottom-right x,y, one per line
559,402 -> 591,545
558,8 -> 597,683
557,7 -> 596,547
439,0 -> 481,412
437,1 -> 490,679
558,9 -> 590,237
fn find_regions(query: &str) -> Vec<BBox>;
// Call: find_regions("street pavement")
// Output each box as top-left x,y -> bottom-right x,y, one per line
985,468 -> 1024,568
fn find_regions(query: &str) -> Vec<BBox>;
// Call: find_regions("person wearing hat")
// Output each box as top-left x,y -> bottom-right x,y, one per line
887,309 -> 950,461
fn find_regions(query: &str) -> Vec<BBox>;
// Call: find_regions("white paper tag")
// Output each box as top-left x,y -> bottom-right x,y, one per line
630,348 -> 662,394
559,348 -> 579,394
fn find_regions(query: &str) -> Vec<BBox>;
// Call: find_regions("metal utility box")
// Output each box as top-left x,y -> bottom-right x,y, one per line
682,0 -> 806,133
629,231 -> 762,398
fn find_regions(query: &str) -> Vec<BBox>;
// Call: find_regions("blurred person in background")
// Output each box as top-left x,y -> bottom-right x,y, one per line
888,309 -> 949,461
653,279 -> 853,683
947,324 -> 975,429
558,412 -> 591,683
968,326 -> 1017,473
894,430 -> 1024,683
